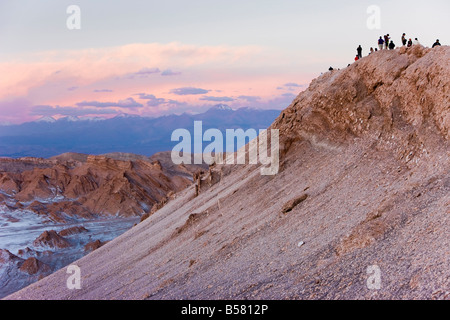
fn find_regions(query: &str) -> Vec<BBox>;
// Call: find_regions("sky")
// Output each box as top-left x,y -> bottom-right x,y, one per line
0,0 -> 449,124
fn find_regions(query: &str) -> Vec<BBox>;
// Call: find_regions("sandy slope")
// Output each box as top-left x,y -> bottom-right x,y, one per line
5,45 -> 449,300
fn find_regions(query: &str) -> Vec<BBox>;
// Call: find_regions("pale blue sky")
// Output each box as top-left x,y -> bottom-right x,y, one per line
0,0 -> 450,57
1,0 -> 449,61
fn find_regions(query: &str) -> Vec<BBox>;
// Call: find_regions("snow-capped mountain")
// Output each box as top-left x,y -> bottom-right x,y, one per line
57,116 -> 80,122
79,117 -> 106,122
114,113 -> 143,119
34,116 -> 56,123
209,104 -> 233,111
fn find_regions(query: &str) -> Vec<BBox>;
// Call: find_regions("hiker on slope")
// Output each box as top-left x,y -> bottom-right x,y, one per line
378,36 -> 384,50
384,34 -> 390,49
432,39 -> 441,48
407,39 -> 413,48
389,40 -> 396,50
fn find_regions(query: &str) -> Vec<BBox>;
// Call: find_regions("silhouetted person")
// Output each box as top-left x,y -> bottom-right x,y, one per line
329,67 -> 334,71
389,40 -> 395,50
378,36 -> 384,50
384,34 -> 390,49
407,39 -> 413,47
432,39 -> 441,48
402,33 -> 407,46
357,45 -> 362,58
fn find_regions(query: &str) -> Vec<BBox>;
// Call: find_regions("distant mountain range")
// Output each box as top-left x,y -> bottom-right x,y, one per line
0,105 -> 281,158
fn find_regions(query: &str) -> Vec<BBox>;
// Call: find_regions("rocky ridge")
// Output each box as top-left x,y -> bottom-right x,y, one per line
0,152 -> 204,222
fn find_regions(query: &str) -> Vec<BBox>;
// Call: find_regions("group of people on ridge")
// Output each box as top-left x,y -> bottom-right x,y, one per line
354,33 -> 442,61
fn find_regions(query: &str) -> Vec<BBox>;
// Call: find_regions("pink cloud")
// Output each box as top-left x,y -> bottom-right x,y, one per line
0,42 -> 315,123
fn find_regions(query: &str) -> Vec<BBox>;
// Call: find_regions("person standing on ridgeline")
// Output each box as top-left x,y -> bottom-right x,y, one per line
413,38 -> 420,45
407,38 -> 413,47
432,39 -> 441,48
378,36 -> 384,50
384,34 -> 390,49
389,40 -> 396,50
402,33 -> 407,46
357,45 -> 363,58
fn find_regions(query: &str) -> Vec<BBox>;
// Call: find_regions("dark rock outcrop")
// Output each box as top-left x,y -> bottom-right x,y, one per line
84,240 -> 106,252
19,257 -> 51,275
58,226 -> 89,237
33,231 -> 71,249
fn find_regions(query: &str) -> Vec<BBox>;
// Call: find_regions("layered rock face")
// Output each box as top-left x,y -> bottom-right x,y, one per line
0,152 -> 204,222
5,46 -> 449,300
32,231 -> 71,249
19,257 -> 51,276
274,45 -> 448,156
